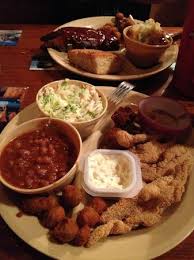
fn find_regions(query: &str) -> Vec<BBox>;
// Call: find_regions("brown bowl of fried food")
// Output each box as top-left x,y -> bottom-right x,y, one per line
123,19 -> 173,68
0,118 -> 82,194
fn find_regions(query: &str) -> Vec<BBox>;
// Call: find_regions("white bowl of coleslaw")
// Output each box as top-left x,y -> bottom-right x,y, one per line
36,79 -> 108,138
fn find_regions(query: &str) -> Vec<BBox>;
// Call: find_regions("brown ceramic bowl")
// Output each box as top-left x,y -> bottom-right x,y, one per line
0,117 -> 82,194
138,96 -> 192,138
123,26 -> 173,68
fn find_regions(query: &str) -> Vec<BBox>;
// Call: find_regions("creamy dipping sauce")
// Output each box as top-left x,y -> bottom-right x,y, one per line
87,152 -> 133,190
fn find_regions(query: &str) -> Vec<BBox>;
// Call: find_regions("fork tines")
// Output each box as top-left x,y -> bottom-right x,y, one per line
108,81 -> 135,105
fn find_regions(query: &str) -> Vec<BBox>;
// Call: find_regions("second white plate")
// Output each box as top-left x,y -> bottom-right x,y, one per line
48,16 -> 178,81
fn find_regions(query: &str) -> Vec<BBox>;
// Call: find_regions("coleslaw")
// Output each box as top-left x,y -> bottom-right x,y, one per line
37,79 -> 104,122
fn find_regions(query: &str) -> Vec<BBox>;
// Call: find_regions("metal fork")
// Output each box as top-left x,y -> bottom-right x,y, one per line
93,81 -> 135,132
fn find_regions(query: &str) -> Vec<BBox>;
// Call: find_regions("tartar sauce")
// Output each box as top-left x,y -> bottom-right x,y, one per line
87,152 -> 133,190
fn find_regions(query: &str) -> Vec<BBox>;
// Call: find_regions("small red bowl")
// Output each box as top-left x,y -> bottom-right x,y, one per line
138,96 -> 192,137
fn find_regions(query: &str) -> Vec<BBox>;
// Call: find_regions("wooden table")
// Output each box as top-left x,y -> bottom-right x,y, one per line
0,24 -> 193,260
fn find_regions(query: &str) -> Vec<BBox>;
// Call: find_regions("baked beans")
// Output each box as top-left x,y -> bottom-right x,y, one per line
0,123 -> 77,189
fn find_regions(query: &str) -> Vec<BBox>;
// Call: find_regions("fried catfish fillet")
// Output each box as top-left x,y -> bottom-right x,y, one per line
139,144 -> 193,182
101,158 -> 192,224
86,158 -> 193,247
86,220 -> 132,247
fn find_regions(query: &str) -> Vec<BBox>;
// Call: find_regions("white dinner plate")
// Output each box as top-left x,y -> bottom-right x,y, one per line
0,87 -> 194,260
47,16 -> 178,81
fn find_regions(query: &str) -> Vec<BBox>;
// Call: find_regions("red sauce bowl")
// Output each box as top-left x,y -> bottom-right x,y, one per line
138,96 -> 192,137
0,118 -> 82,194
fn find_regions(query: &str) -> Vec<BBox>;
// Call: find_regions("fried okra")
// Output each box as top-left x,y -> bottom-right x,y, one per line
72,225 -> 90,246
88,197 -> 108,214
20,195 -> 59,216
52,218 -> 79,243
41,206 -> 65,229
77,206 -> 100,227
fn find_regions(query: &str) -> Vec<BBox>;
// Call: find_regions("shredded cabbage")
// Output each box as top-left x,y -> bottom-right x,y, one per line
38,79 -> 104,122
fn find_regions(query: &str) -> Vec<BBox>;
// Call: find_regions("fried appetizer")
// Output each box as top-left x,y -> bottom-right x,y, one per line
88,197 -> 108,214
115,130 -> 149,148
62,185 -> 82,208
101,198 -> 139,223
137,144 -> 193,182
41,206 -> 65,229
86,220 -> 132,247
100,128 -> 123,149
52,218 -> 79,243
86,158 -> 194,247
111,106 -> 136,129
130,140 -> 169,164
115,12 -> 136,33
101,128 -> 149,149
101,156 -> 192,227
77,207 -> 100,227
20,195 -> 59,216
72,225 -> 90,246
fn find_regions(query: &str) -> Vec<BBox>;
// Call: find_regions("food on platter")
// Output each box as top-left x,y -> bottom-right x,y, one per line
36,80 -> 107,139
83,149 -> 142,198
68,49 -> 123,75
72,225 -> 91,246
14,103 -> 193,248
41,27 -> 120,51
0,122 -> 77,189
40,13 -> 176,77
87,197 -> 108,214
3,90 -> 193,250
41,206 -> 66,229
126,18 -> 171,46
123,18 -> 173,67
19,194 -> 59,216
40,12 -> 136,53
16,187 -> 102,245
77,206 -> 100,227
85,106 -> 193,247
62,185 -> 82,208
52,217 -> 79,243
37,79 -> 104,122
115,12 -> 136,32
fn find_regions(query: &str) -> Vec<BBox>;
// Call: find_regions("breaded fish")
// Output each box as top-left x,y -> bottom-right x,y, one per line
86,220 -> 132,247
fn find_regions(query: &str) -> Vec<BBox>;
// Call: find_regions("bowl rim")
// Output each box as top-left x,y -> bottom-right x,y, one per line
36,79 -> 108,125
138,96 -> 192,133
123,25 -> 173,49
0,117 -> 82,194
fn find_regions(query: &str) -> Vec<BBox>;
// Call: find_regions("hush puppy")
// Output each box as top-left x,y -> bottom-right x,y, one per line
62,185 -> 82,208
20,195 -> 59,216
72,225 -> 90,246
41,206 -> 65,229
52,218 -> 79,243
77,207 -> 100,227
88,197 -> 108,214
